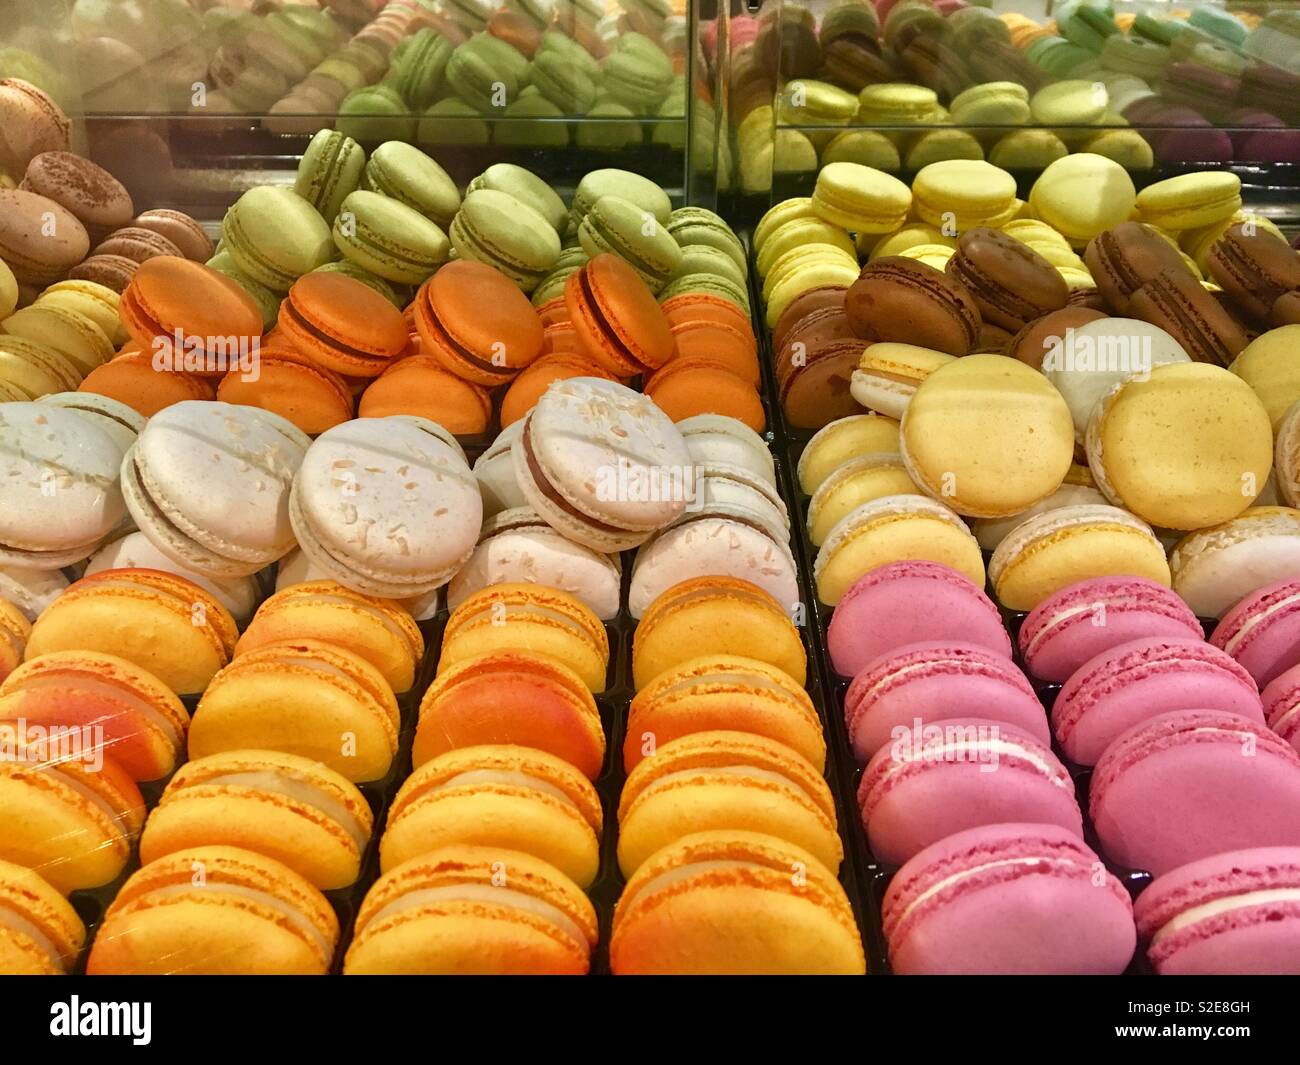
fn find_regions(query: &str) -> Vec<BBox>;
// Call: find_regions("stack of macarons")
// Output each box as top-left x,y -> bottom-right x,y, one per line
346,582 -> 607,974
612,575 -> 865,975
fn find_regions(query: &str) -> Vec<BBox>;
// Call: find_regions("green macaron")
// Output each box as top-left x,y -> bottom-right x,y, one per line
392,27 -> 452,109
575,101 -> 642,149
530,50 -> 597,114
496,94 -> 571,148
450,189 -> 562,292
205,249 -> 282,329
658,273 -> 751,314
337,84 -> 416,142
601,35 -> 673,112
294,128 -> 366,224
671,245 -> 746,288
666,207 -> 747,276
466,164 -> 568,235
417,98 -> 490,146
571,168 -> 672,230
221,186 -> 335,292
361,141 -> 461,229
577,194 -> 683,293
333,189 -> 450,285
536,31 -> 600,79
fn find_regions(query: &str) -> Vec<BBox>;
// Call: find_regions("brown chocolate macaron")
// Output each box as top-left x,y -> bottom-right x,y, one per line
946,227 -> 1069,331
1128,269 -> 1249,366
92,227 -> 184,264
130,209 -> 215,262
772,285 -> 847,354
20,151 -> 133,233
1207,224 -> 1300,325
0,79 -> 70,178
846,256 -> 981,356
780,337 -> 863,430
776,303 -> 856,392
1007,306 -> 1108,370
1084,222 -> 1192,314
68,254 -> 139,293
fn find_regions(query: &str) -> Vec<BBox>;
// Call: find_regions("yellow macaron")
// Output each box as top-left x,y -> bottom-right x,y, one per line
797,412 -> 902,495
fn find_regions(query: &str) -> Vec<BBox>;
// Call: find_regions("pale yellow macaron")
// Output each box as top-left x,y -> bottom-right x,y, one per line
1275,401 -> 1300,508
35,281 -> 128,347
813,494 -> 985,605
1231,326 -> 1300,432
865,223 -> 956,261
0,259 -> 17,318
988,503 -> 1172,611
849,343 -> 957,421
900,354 -> 1075,519
806,453 -> 921,546
1,305 -> 114,375
1086,363 -> 1274,531
797,413 -> 902,495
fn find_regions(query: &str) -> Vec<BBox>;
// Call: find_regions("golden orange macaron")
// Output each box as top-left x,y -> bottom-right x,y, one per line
498,352 -> 617,428
0,598 -> 31,682
236,580 -> 424,693
668,317 -> 760,386
0,859 -> 85,974
277,271 -> 410,378
78,349 -> 216,417
414,650 -> 605,779
644,356 -> 766,432
216,356 -> 354,435
357,355 -> 492,436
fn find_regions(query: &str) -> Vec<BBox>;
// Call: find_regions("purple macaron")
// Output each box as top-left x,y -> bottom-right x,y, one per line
843,641 -> 1049,762
1051,636 -> 1265,766
1019,576 -> 1204,684
882,822 -> 1136,974
1091,709 -> 1300,877
827,560 -> 1012,678
858,717 -> 1082,866
1211,578 -> 1300,688
1134,847 -> 1300,975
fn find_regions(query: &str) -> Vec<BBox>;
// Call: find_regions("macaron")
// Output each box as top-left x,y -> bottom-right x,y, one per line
1091,709 -> 1300,877
644,356 -> 765,433
988,503 -> 1172,612
513,377 -> 689,552
1086,363 -> 1273,531
0,402 -> 125,569
912,159 -> 1019,231
216,355 -> 354,436
27,569 -> 237,695
796,413 -> 901,495
846,256 -> 982,356
221,186 -> 334,292
447,506 -> 622,621
617,730 -> 841,876
413,259 -> 544,386
814,494 -> 985,606
626,653 -> 823,774
631,575 -> 805,690
1128,268 -> 1248,365
1211,579 -> 1300,688
344,846 -> 599,975
677,414 -> 775,487
1264,665 -> 1300,755
0,860 -> 83,975
882,823 -> 1135,974
0,188 -> 88,285
356,357 -> 492,436
609,830 -> 866,975
3,304 -> 113,376
947,227 -> 1069,331
333,189 -> 450,287
361,140 -> 461,229
138,750 -> 373,890
0,565 -> 66,623
860,717 -> 1083,866
92,226 -> 183,265
0,747 -> 144,893
1209,225 -> 1300,327
466,163 -> 569,235
564,254 -> 675,376
86,846 -> 338,975
1019,576 -> 1204,684
122,400 -> 309,579
1137,171 -> 1243,232
1135,846 -> 1300,975
1029,154 -> 1137,246
1052,636 -> 1265,766
379,745 -> 603,887
498,353 -> 615,428
0,79 -> 71,179
130,209 -> 215,262
189,639 -> 399,783
1084,221 -> 1193,313
451,189 -> 560,293
850,343 -> 956,419
237,580 -> 423,693
826,561 -> 1011,678
34,280 -> 126,346
570,168 -> 672,230
806,453 -> 920,546
810,161 -> 911,234
439,582 -> 608,692
471,421 -> 528,517
0,599 -> 28,681
290,416 -> 481,598
578,195 -> 683,294
278,271 -> 411,378
1170,508 -> 1300,619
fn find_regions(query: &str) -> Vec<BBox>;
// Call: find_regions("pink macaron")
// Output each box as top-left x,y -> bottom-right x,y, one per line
1211,578 -> 1300,688
1134,846 -> 1300,975
858,717 -> 1082,866
1019,576 -> 1203,684
843,641 -> 1049,762
1091,709 -> 1300,877
1263,663 -> 1300,754
882,822 -> 1136,975
1050,636 -> 1265,767
827,561 -> 1011,677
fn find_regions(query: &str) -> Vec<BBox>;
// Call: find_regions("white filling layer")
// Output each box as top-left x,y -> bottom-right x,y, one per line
0,902 -> 66,971
24,758 -> 131,833
1153,888 -> 1300,946
896,856 -> 1078,927
195,771 -> 368,851
872,738 -> 1071,790
366,884 -> 587,947
1221,591 -> 1300,658
140,882 -> 330,956
12,673 -> 182,748
431,769 -> 579,811
621,859 -> 757,914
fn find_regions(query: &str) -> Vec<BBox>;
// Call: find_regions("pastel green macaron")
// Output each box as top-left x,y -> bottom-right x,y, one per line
361,141 -> 461,228
575,100 -> 643,149
450,188 -> 562,292
666,207 -> 746,276
206,250 -> 282,329
337,85 -> 417,142
495,94 -> 572,148
601,35 -> 673,112
949,81 -> 1031,126
672,245 -> 746,288
333,189 -> 450,285
578,195 -> 684,293
466,164 -> 568,236
417,98 -> 490,147
659,273 -> 751,314
571,169 -> 672,229
778,79 -> 858,125
531,49 -> 597,114
294,128 -> 365,224
221,186 -> 336,292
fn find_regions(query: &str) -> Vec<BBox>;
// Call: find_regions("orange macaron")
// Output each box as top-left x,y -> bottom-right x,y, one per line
644,356 -> 766,432
357,355 -> 492,435
413,650 -> 605,779
216,356 -> 354,435
277,271 -> 410,378
669,317 -> 760,386
498,352 -> 616,428
565,253 -> 676,376
78,349 -> 215,416
661,291 -> 753,333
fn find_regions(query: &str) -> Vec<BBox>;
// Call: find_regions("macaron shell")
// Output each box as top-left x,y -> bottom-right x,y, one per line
1212,579 -> 1300,688
0,859 -> 84,974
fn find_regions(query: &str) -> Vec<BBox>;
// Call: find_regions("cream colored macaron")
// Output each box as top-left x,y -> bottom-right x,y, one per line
1086,363 -> 1274,532
1170,507 -> 1300,618
806,453 -> 920,546
850,343 -> 957,420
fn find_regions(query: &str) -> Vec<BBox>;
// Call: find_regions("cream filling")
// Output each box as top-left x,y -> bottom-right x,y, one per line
0,902 -> 67,971
656,672 -> 794,700
467,603 -> 592,642
430,769 -> 580,810
621,859 -> 757,914
23,758 -> 131,833
897,856 -> 1072,926
1220,590 -> 1300,658
13,674 -> 182,748
196,771 -> 368,851
648,583 -> 776,618
645,764 -> 808,797
365,884 -> 587,946
872,738 -> 1071,789
140,882 -> 330,957
1152,888 -> 1300,946
1271,702 -> 1300,733
1023,601 -> 1107,659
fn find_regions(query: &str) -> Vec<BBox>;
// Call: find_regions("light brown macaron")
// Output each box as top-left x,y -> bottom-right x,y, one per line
20,151 -> 134,232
